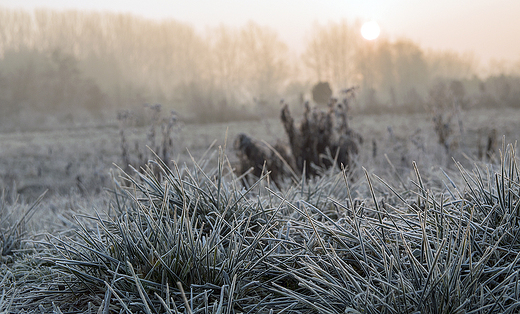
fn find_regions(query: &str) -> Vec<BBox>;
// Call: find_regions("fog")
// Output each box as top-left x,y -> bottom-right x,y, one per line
0,8 -> 519,131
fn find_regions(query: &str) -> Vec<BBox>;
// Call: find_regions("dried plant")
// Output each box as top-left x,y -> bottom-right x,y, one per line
118,104 -> 181,176
235,90 -> 363,186
429,80 -> 465,154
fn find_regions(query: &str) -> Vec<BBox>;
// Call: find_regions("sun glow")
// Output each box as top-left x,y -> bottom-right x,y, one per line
361,21 -> 380,40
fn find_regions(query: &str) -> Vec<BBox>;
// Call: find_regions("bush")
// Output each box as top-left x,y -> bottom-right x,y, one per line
312,81 -> 333,105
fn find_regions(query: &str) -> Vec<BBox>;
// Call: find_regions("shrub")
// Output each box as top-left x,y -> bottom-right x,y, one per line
312,81 -> 333,105
235,93 -> 363,187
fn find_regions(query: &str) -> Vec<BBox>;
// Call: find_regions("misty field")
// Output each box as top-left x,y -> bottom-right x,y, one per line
1,107 -> 513,203
3,105 -> 520,313
2,6 -> 520,314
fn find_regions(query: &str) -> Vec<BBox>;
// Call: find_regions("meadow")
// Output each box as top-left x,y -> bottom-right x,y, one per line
2,104 -> 520,313
2,8 -> 520,313
1,106 -> 512,204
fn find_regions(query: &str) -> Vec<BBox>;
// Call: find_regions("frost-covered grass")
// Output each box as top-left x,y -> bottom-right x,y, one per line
3,143 -> 520,313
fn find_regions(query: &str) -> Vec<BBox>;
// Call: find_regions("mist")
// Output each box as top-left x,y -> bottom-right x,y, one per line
0,8 -> 518,131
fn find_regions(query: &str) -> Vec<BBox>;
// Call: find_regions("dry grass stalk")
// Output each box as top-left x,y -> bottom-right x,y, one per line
118,104 -> 180,177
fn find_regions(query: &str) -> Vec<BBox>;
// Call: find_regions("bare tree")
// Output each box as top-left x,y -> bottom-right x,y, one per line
239,22 -> 290,103
209,25 -> 245,104
426,50 -> 478,79
302,20 -> 361,90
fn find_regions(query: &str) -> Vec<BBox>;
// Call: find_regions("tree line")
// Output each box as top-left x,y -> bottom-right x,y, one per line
0,8 -> 518,129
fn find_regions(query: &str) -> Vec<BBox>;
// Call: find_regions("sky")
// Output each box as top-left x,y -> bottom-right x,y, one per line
1,0 -> 520,64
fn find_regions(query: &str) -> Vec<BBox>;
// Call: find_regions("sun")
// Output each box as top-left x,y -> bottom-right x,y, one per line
361,21 -> 380,40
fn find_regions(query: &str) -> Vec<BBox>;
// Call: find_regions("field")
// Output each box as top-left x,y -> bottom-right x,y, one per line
2,107 -> 520,313
0,107 -> 514,203
1,5 -> 520,313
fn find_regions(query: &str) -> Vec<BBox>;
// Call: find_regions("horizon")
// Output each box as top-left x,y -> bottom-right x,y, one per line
1,0 -> 520,69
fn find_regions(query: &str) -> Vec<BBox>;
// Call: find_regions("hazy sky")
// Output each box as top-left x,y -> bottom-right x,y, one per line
2,0 -> 520,63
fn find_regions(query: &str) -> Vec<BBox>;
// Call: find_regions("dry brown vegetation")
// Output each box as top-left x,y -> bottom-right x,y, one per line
234,90 -> 364,188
